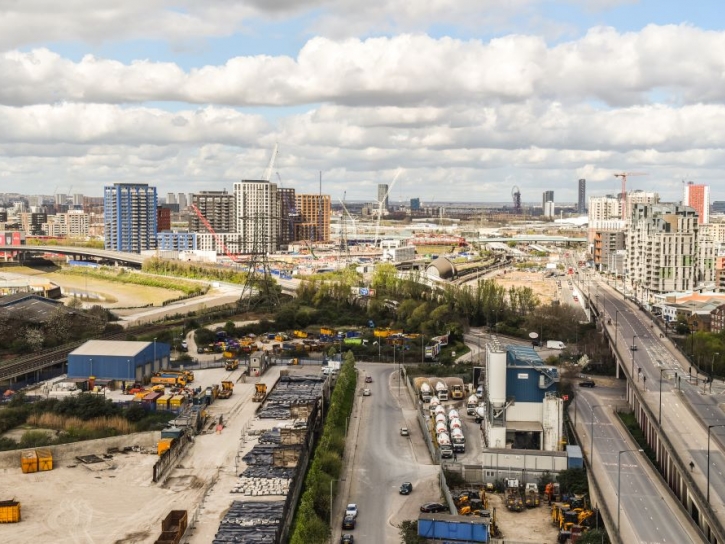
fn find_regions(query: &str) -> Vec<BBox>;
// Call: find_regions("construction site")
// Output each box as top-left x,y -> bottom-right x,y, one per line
0,363 -> 329,544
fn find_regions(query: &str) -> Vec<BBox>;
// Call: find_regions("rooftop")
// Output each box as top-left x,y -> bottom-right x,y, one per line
69,340 -> 153,357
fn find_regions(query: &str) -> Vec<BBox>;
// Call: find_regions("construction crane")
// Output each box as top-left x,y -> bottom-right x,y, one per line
262,143 -> 279,181
190,204 -> 240,262
373,168 -> 403,247
614,172 -> 648,220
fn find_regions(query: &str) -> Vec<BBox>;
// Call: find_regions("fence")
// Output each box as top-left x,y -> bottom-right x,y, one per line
438,467 -> 457,515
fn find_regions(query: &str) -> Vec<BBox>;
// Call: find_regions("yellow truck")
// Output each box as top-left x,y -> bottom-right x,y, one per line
218,381 -> 234,399
293,330 -> 308,338
252,383 -> 267,402
225,360 -> 239,371
158,369 -> 194,383
151,375 -> 186,387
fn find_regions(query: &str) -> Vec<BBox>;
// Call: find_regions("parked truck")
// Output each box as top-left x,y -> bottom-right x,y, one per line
451,427 -> 465,453
466,394 -> 479,416
217,381 -> 234,399
444,377 -> 465,400
252,383 -> 267,402
546,340 -> 566,350
224,360 -> 239,371
505,479 -> 524,512
524,483 -> 540,508
437,432 -> 453,459
414,377 -> 432,402
474,405 -> 486,424
151,375 -> 185,387
433,379 -> 449,401
322,360 -> 341,375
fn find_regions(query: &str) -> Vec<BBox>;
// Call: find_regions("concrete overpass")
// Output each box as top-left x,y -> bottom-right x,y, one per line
0,245 -> 147,267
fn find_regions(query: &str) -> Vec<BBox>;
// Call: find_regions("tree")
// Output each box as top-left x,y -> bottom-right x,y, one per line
398,520 -> 426,544
24,327 -> 44,352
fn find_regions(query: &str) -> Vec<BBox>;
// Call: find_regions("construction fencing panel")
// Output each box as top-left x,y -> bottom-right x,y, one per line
153,432 -> 193,483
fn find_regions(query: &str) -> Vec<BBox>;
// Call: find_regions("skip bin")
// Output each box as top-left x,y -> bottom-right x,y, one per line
36,448 -> 53,471
160,509 -> 188,541
21,450 -> 38,474
156,394 -> 172,411
0,500 -> 21,523
157,438 -> 174,456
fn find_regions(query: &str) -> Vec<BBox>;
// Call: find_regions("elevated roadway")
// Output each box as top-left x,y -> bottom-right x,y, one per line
0,245 -> 147,266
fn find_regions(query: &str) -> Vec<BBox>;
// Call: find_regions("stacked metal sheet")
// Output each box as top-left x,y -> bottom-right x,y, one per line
212,501 -> 285,543
256,376 -> 324,419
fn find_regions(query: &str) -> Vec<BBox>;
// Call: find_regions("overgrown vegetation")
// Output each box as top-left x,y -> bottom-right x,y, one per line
617,411 -> 657,463
289,352 -> 357,544
398,520 -> 427,544
0,393 -> 173,451
143,257 -> 249,284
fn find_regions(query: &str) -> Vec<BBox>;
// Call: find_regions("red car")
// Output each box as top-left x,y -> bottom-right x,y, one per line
365,376 -> 372,383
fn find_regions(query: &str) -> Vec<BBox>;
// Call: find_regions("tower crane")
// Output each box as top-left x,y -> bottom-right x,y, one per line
373,168 -> 403,247
614,172 -> 647,220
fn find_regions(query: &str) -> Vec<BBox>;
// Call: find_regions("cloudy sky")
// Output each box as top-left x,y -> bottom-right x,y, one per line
1,1 -> 723,205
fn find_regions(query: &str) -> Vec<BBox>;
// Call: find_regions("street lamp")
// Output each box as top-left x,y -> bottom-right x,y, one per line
631,334 -> 638,381
614,310 -> 619,348
589,404 -> 604,464
707,425 -> 725,503
617,448 -> 644,531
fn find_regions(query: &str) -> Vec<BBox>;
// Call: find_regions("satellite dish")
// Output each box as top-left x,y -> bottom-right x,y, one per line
529,332 -> 539,339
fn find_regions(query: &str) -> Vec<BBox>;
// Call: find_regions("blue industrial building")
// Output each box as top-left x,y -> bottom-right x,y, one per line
505,345 -> 560,401
68,340 -> 170,381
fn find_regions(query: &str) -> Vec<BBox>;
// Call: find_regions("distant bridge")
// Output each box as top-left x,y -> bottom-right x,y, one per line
0,245 -> 147,267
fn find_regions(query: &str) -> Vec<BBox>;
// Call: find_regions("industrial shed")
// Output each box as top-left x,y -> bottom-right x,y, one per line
426,257 -> 456,280
68,340 -> 170,381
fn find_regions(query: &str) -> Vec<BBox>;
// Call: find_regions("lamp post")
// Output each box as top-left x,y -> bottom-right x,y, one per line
618,448 -> 644,531
589,404 -> 604,464
614,310 -> 619,348
631,334 -> 637,381
708,425 -> 725,503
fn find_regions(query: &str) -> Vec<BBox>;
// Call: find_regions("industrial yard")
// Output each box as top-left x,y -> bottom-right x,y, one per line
0,363 -> 328,543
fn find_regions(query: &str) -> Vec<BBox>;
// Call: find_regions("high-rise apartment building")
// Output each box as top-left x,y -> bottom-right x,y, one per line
626,203 -> 699,302
189,190 -> 235,234
410,198 -> 420,212
543,201 -> 555,218
578,179 -> 586,214
157,207 -> 171,232
177,193 -> 188,210
277,188 -> 298,249
166,193 -> 177,205
55,194 -> 67,206
233,180 -> 278,254
683,182 -> 710,224
542,190 -> 554,212
104,183 -> 158,252
377,184 -> 389,211
295,194 -> 331,242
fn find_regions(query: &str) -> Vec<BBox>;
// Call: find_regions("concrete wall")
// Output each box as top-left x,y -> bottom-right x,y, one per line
0,431 -> 159,470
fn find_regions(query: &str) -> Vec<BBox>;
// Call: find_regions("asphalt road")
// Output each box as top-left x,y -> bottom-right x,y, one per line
576,390 -> 700,543
339,363 -> 439,543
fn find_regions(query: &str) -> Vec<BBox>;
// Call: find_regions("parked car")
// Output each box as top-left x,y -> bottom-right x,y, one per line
420,502 -> 447,513
365,376 -> 373,383
579,380 -> 596,388
340,534 -> 354,544
400,482 -> 413,495
345,504 -> 358,518
400,427 -> 409,436
342,515 -> 356,530
362,388 -> 371,396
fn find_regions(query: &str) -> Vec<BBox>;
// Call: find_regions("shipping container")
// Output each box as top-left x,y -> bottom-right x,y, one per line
143,392 -> 163,408
566,445 -> 584,469
36,448 -> 53,471
0,500 -> 21,523
157,395 -> 172,410
170,395 -> 186,409
21,450 -> 38,474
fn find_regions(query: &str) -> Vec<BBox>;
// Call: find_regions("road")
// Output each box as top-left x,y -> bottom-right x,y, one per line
589,277 -> 725,524
335,363 -> 439,543
575,388 -> 702,543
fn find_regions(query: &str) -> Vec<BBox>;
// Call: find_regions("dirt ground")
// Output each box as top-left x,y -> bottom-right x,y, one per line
488,492 -> 560,543
492,270 -> 559,304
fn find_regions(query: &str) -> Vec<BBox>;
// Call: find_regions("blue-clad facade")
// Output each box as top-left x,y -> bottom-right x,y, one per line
418,515 -> 488,542
505,345 -> 559,402
68,340 -> 170,381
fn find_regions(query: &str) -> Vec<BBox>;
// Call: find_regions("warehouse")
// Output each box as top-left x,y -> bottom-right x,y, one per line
68,340 -> 170,382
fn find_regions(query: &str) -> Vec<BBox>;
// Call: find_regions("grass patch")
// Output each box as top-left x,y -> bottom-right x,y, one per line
59,266 -> 204,295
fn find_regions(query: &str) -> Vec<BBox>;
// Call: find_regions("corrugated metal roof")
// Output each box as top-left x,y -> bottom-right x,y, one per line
69,340 -> 151,357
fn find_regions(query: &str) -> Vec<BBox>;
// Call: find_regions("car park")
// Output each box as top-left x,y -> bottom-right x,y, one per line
342,515 -> 356,530
579,380 -> 596,388
420,502 -> 447,513
400,482 -> 413,495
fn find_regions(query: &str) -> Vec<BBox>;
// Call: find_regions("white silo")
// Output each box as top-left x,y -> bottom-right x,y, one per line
486,345 -> 507,408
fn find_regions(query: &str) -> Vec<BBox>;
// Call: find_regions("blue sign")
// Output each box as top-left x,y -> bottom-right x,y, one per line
360,287 -> 369,296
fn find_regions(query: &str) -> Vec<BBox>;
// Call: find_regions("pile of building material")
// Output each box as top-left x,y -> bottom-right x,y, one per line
231,476 -> 291,496
257,376 -> 324,419
213,500 -> 285,543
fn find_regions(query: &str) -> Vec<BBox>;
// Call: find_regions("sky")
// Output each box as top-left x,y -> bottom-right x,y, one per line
1,0 -> 724,205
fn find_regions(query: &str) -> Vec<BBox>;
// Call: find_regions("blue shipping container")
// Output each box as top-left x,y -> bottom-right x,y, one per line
418,516 -> 488,542
566,445 -> 584,469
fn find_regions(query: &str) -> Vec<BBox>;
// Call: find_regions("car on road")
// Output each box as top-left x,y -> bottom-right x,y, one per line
400,482 -> 413,495
365,376 -> 372,383
400,427 -> 409,436
340,534 -> 354,544
579,380 -> 596,388
362,388 -> 371,396
631,345 -> 638,351
342,515 -> 356,530
420,502 -> 447,513
345,504 -> 358,518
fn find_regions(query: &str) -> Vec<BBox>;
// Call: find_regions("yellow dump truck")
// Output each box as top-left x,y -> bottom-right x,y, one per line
218,381 -> 234,399
252,383 -> 267,402
225,360 -> 239,371
151,375 -> 185,387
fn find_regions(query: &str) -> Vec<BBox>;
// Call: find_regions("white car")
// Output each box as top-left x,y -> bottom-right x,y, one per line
362,388 -> 371,396
345,504 -> 358,518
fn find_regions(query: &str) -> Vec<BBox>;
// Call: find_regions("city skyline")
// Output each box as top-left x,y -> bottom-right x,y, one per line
1,2 -> 725,203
